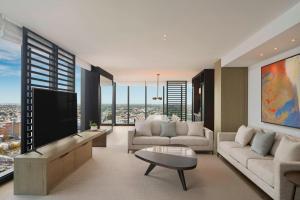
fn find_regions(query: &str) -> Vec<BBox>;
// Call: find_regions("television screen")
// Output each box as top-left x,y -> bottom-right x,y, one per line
33,88 -> 77,148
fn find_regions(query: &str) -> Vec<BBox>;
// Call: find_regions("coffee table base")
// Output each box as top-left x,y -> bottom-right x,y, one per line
144,163 -> 188,191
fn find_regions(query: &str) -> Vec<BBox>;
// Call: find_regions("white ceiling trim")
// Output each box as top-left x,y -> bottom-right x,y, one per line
221,1 -> 300,67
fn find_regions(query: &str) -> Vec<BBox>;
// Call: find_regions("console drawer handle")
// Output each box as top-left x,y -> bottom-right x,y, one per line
59,152 -> 69,158
81,142 -> 88,147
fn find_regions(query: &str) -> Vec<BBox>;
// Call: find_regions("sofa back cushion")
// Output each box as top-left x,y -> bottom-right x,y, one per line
270,133 -> 284,156
274,136 -> 300,162
176,121 -> 188,136
160,121 -> 176,137
187,121 -> 204,136
251,131 -> 275,156
235,125 -> 255,146
150,120 -> 169,136
135,120 -> 152,136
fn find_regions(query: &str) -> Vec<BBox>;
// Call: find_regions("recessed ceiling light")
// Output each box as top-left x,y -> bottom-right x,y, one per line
259,53 -> 264,57
274,47 -> 278,51
291,38 -> 296,42
163,34 -> 167,41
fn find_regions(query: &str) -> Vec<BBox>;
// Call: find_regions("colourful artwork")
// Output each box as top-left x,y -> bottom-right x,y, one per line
261,54 -> 300,128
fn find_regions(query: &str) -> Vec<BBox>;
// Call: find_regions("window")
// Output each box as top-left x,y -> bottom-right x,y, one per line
100,76 -> 113,124
75,65 -> 81,131
0,39 -> 21,179
116,85 -> 128,124
147,85 -> 164,117
129,85 -> 145,124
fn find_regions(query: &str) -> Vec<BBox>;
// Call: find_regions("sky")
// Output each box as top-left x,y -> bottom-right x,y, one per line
0,39 -> 82,104
0,39 -> 21,104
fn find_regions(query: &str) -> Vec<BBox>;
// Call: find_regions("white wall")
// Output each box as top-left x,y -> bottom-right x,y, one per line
248,45 -> 300,137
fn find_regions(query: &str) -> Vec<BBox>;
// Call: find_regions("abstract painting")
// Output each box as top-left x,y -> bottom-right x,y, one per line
261,54 -> 300,128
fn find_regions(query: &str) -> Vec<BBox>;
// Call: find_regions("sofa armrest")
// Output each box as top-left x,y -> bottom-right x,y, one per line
128,128 -> 136,151
217,132 -> 236,143
274,161 -> 300,200
204,128 -> 214,151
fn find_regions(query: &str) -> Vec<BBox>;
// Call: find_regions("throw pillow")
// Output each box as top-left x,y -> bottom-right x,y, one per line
251,131 -> 275,156
274,136 -> 300,162
176,121 -> 188,136
171,114 -> 181,122
160,121 -> 176,137
235,125 -> 255,146
150,120 -> 162,136
135,120 -> 152,136
187,121 -> 204,136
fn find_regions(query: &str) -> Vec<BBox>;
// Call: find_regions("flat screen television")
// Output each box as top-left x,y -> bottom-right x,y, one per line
33,88 -> 77,149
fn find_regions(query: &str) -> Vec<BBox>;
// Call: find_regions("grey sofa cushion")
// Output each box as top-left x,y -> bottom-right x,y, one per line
160,121 -> 176,137
251,131 -> 275,156
133,136 -> 170,145
170,136 -> 209,146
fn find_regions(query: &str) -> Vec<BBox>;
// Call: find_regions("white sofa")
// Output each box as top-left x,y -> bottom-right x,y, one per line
217,128 -> 300,200
128,120 -> 214,153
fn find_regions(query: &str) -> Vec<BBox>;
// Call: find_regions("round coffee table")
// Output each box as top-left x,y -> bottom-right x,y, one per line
135,146 -> 197,191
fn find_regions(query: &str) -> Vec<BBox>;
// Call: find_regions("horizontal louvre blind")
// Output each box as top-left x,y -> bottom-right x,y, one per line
166,81 -> 187,121
21,28 -> 75,153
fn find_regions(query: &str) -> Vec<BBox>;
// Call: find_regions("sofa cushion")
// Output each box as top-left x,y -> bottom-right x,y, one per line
160,121 -> 176,137
187,121 -> 204,136
132,136 -> 170,145
170,136 -> 209,146
274,136 -> 300,162
171,114 -> 181,122
248,159 -> 274,187
150,120 -> 163,136
218,141 -> 242,153
235,125 -> 255,146
135,120 -> 152,136
251,131 -> 275,156
270,134 -> 283,156
176,121 -> 188,136
229,147 -> 273,167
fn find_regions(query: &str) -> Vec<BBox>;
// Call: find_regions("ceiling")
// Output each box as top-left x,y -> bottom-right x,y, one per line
224,23 -> 300,67
0,0 -> 299,82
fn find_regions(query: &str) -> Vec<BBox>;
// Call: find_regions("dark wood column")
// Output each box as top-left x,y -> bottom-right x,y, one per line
81,67 -> 100,131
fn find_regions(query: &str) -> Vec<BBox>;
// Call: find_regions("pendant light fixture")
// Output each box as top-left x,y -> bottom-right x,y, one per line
152,74 -> 162,100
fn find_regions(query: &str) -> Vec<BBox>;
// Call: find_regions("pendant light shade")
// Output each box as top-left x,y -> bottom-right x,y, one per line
152,74 -> 162,100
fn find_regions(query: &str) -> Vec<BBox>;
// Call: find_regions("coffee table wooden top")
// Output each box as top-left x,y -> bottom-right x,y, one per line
135,146 -> 197,170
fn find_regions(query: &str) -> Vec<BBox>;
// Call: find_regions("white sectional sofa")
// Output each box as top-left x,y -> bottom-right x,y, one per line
128,120 -> 214,153
217,129 -> 300,200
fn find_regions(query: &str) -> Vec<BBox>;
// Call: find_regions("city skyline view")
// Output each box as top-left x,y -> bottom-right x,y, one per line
0,39 -> 21,177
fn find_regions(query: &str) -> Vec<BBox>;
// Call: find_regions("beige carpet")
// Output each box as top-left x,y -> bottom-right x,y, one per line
0,147 -> 271,200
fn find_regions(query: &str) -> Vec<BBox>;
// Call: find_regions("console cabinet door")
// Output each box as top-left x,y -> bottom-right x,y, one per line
74,141 -> 92,168
48,158 -> 63,191
62,151 -> 75,175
